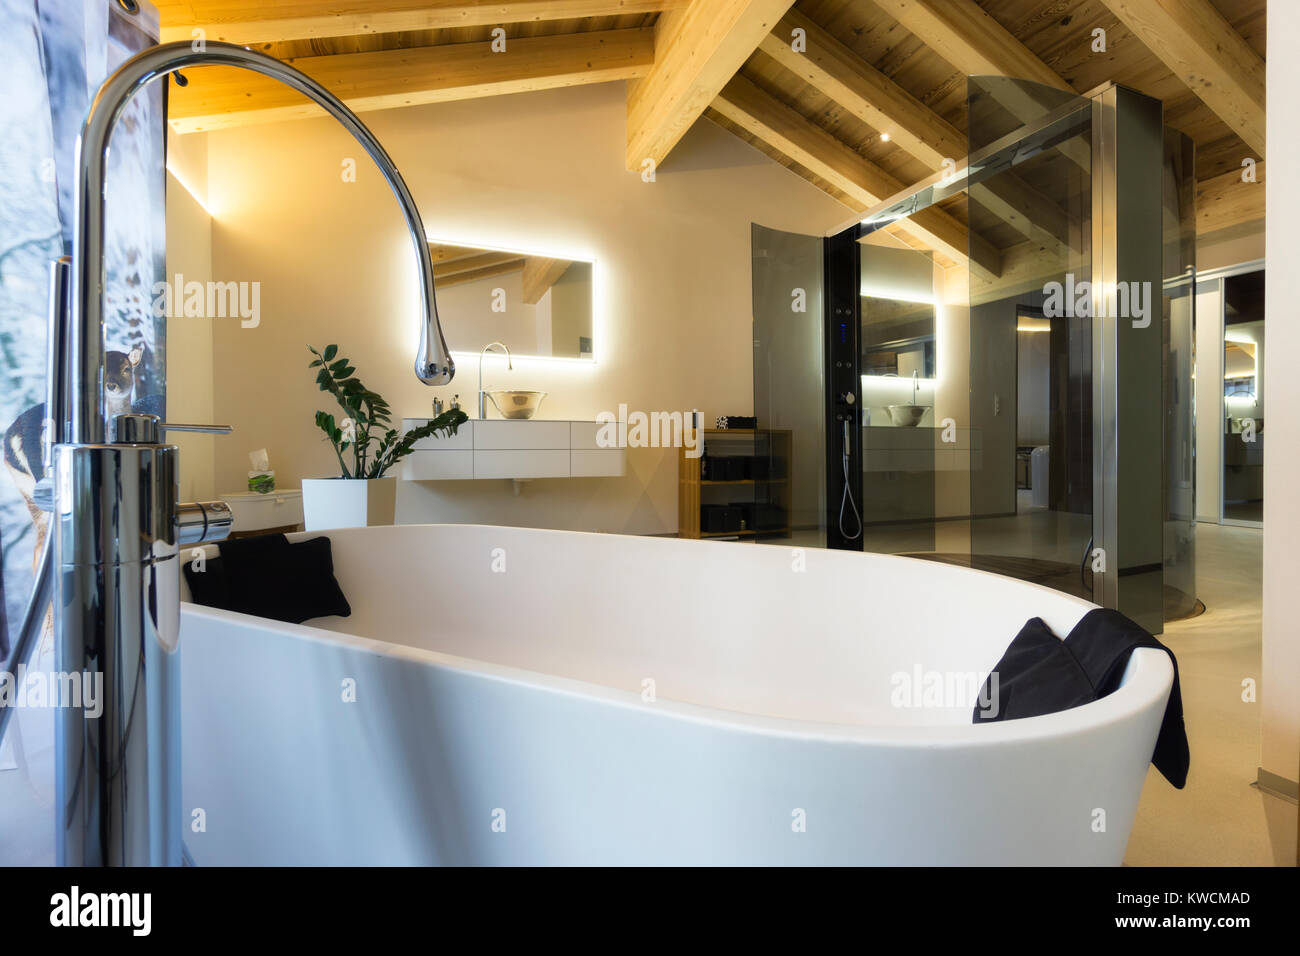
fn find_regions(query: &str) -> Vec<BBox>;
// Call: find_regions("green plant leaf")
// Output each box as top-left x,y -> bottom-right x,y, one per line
323,344 -> 338,362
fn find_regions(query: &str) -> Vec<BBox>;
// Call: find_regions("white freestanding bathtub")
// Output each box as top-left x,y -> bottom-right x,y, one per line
178,524 -> 1172,866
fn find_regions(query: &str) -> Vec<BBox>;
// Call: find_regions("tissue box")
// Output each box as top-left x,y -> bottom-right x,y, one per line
248,471 -> 276,494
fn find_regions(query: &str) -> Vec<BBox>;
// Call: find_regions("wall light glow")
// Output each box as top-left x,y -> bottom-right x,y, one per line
166,163 -> 214,218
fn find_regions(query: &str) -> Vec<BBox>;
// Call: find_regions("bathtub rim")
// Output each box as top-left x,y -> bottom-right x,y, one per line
180,593 -> 1173,753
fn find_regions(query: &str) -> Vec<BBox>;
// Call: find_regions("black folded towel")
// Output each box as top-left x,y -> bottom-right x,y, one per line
973,608 -> 1188,789
183,533 -> 351,624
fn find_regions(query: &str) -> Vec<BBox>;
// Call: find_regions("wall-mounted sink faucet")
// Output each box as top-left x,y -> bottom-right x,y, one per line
0,40 -> 455,866
479,341 -> 513,418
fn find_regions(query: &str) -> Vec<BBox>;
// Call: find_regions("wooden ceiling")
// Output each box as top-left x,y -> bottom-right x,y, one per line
428,241 -> 575,301
158,0 -> 1266,269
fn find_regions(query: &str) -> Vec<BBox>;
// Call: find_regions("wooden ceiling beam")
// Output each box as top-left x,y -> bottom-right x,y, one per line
1095,0 -> 1265,154
168,28 -> 655,133
428,243 -> 487,263
868,0 -> 1089,171
521,257 -> 572,304
759,11 -> 1074,253
625,0 -> 795,171
760,10 -> 963,167
1197,163 -> 1265,236
868,0 -> 1069,92
433,251 -> 523,279
435,259 -> 527,288
155,0 -> 687,45
712,75 -> 1000,276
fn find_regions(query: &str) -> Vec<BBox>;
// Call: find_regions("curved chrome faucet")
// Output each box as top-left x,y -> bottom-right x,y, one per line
28,41 -> 455,866
71,41 -> 452,445
478,341 -> 513,418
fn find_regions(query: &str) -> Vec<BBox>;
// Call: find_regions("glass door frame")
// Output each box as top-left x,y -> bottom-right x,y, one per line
1199,258 -> 1266,529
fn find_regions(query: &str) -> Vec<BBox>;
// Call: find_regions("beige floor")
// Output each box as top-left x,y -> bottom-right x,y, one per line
1124,522 -> 1296,866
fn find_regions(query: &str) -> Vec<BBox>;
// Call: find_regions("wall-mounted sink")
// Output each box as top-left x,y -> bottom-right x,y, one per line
487,389 -> 548,419
887,404 -> 930,427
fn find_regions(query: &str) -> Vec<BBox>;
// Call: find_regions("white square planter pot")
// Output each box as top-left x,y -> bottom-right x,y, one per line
301,478 -> 397,531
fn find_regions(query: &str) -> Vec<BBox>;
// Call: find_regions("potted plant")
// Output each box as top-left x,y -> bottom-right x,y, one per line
302,344 -> 468,530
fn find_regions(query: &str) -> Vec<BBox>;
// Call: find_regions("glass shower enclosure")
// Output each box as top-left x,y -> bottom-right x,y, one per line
751,77 -> 1197,634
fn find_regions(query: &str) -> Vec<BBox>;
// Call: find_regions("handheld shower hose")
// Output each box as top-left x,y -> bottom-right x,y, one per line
838,418 -> 862,540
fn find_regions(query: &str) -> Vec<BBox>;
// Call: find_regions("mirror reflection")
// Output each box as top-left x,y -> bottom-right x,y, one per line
430,240 -> 594,359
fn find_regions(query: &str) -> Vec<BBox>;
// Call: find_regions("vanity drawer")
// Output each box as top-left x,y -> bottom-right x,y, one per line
402,418 -> 473,450
474,449 -> 569,479
403,450 -> 474,480
570,421 -> 625,450
571,450 -> 625,477
474,420 -> 569,450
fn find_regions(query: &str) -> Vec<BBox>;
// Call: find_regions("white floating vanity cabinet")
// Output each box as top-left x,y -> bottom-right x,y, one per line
399,419 -> 626,481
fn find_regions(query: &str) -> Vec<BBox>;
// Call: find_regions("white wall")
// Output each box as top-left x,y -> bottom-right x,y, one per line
1263,1 -> 1299,790
189,82 -> 850,534
1199,222 -> 1263,273
165,129 -> 216,501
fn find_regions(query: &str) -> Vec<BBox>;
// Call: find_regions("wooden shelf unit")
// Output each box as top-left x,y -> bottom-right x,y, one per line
678,428 -> 792,540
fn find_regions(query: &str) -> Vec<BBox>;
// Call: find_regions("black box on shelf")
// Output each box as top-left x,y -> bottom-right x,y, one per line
702,504 -> 744,533
711,457 -> 745,481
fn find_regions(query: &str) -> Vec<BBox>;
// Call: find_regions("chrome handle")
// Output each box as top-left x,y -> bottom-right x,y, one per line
110,413 -> 234,443
177,500 -> 234,546
163,422 -> 233,434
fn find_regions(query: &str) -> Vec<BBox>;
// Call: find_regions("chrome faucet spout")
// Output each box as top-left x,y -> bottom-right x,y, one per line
69,41 -> 452,444
50,40 -> 454,866
478,341 -> 513,418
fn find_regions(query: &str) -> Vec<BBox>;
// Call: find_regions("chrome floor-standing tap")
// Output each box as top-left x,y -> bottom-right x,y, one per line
0,41 -> 454,866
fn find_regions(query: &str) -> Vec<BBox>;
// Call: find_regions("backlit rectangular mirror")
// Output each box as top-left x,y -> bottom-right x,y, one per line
429,239 -> 594,360
859,242 -> 936,379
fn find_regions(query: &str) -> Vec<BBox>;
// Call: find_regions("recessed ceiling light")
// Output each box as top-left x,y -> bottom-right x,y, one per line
880,132 -> 891,142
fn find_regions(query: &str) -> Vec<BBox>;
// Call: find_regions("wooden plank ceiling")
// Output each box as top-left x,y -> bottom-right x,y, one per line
158,0 -> 1266,266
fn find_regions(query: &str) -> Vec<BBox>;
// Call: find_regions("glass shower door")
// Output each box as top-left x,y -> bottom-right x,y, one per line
751,223 -> 826,548
966,77 -> 1096,601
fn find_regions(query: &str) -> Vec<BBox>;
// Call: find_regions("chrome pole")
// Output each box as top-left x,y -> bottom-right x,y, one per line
54,40 -> 454,865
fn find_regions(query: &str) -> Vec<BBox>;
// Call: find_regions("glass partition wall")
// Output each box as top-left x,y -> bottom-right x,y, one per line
1163,128 -> 1199,618
867,78 -> 1197,633
964,78 -> 1095,605
751,76 -> 1198,634
752,224 -> 827,548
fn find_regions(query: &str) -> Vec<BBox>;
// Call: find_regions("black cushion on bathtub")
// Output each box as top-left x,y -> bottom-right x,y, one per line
183,533 -> 351,624
182,554 -> 233,611
973,608 -> 1188,789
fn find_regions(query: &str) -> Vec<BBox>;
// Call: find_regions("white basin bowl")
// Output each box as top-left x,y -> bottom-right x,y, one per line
487,389 -> 547,420
887,404 -> 930,427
